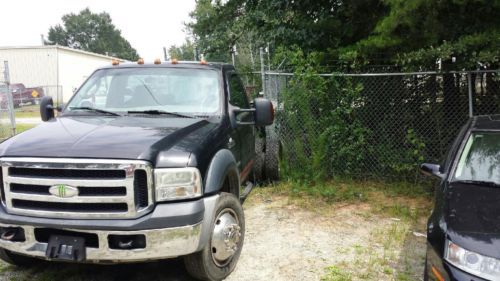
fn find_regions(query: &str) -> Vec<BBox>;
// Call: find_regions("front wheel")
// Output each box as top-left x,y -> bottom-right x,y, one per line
184,193 -> 245,281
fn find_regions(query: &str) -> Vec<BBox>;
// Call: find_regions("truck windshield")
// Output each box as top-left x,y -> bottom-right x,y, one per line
66,67 -> 221,116
454,132 -> 500,185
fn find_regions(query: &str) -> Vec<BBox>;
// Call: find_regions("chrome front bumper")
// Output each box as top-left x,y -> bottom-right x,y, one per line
0,195 -> 220,263
0,222 -> 202,262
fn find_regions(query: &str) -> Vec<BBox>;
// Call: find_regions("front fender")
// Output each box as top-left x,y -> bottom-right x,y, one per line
203,149 -> 240,197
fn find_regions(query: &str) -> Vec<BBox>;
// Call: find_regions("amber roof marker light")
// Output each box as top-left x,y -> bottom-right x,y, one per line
154,58 -> 162,65
171,58 -> 179,64
200,59 -> 208,65
137,58 -> 145,65
111,59 -> 120,66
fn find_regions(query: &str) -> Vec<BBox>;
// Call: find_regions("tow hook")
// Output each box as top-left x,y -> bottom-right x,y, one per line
0,227 -> 25,242
1,230 -> 16,241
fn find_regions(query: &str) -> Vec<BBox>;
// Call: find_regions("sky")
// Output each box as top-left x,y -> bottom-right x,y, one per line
0,0 -> 196,59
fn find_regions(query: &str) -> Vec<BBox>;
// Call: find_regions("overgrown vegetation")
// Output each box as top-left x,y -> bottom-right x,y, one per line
179,0 -> 499,183
185,0 -> 499,71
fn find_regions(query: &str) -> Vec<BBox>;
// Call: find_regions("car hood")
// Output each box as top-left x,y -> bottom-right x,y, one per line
446,181 -> 500,258
0,115 -> 220,167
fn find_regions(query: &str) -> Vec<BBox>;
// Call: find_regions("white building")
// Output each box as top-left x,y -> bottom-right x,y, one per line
0,46 -> 123,102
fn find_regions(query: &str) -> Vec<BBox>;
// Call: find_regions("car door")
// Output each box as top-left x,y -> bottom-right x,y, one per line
226,71 -> 255,181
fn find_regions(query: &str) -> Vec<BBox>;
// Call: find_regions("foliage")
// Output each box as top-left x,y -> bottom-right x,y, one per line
187,0 -> 499,71
338,0 -> 500,70
185,0 -> 499,182
278,48 -> 369,181
47,8 -> 140,61
168,39 -> 196,61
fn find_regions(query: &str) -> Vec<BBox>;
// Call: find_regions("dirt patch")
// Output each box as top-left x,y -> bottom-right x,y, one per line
0,194 -> 427,281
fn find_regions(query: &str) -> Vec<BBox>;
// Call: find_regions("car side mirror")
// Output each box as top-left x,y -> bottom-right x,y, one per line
253,98 -> 274,126
420,163 -> 444,179
230,98 -> 274,128
40,96 -> 55,121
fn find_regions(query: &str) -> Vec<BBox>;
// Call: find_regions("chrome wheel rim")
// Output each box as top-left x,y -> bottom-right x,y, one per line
210,208 -> 241,267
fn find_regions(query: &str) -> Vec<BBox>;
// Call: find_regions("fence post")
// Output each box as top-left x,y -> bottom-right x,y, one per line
259,47 -> 266,96
3,61 -> 16,135
467,72 -> 473,117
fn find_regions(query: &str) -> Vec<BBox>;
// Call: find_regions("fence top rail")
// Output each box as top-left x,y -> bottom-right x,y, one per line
253,69 -> 499,77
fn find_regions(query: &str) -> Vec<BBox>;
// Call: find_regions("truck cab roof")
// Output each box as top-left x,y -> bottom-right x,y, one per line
98,60 -> 235,71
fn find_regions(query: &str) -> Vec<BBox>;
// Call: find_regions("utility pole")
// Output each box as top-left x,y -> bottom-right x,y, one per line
3,61 -> 16,135
163,47 -> 168,61
259,47 -> 265,97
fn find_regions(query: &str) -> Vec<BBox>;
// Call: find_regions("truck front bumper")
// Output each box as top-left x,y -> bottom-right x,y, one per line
0,195 -> 219,263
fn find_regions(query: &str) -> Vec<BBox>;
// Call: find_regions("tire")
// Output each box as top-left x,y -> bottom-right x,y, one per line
184,192 -> 245,281
264,127 -> 281,182
253,137 -> 265,183
0,248 -> 39,267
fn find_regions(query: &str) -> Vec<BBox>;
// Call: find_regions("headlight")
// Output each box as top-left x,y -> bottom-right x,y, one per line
154,168 -> 202,202
445,239 -> 500,280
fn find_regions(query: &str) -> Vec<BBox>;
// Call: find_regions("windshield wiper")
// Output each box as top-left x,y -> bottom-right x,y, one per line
454,179 -> 500,187
69,106 -> 122,116
127,110 -> 194,118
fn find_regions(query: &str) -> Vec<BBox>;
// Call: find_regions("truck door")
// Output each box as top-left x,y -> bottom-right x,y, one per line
226,71 -> 255,181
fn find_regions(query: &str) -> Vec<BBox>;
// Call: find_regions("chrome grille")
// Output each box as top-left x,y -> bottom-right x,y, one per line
0,158 -> 153,219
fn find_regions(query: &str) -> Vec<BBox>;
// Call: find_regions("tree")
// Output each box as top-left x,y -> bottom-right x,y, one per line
47,8 -> 140,61
187,0 -> 499,71
168,39 -> 196,60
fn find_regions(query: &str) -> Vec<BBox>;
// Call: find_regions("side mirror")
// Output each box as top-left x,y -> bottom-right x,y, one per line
40,96 -> 55,121
253,98 -> 274,126
420,163 -> 444,179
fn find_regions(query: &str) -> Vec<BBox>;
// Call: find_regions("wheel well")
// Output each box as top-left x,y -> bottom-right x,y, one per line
220,169 -> 239,197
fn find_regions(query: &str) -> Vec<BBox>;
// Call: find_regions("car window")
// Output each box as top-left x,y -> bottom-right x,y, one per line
66,68 -> 221,116
227,73 -> 248,108
454,132 -> 500,184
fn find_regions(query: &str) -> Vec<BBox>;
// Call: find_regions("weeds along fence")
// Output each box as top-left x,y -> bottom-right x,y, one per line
248,70 -> 500,181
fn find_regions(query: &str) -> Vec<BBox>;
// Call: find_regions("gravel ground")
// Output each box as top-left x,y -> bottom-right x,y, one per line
0,193 -> 427,281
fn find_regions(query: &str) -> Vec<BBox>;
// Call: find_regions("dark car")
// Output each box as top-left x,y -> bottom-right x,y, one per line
0,60 -> 274,281
421,115 -> 500,281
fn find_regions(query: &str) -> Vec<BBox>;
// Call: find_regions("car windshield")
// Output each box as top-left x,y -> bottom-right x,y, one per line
65,67 -> 221,116
454,132 -> 500,185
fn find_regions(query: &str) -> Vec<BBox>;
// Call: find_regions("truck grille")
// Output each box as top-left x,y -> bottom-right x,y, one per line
0,158 -> 153,219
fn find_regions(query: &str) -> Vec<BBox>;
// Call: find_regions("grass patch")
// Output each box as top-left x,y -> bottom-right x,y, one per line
250,179 -> 432,281
15,105 -> 40,119
252,178 -> 432,219
321,266 -> 352,281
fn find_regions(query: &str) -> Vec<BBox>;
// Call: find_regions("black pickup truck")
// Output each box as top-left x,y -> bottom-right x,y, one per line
0,60 -> 274,280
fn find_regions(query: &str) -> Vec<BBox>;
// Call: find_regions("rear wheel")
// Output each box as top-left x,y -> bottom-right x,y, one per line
184,192 -> 245,281
0,248 -> 39,267
253,137 -> 265,183
264,127 -> 281,182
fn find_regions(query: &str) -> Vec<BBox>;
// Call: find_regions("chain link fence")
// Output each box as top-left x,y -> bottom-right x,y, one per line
0,61 -> 16,139
255,70 -> 500,180
0,59 -> 64,139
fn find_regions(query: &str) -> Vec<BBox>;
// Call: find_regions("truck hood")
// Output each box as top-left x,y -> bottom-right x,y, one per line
0,116 -> 220,167
446,182 -> 500,259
